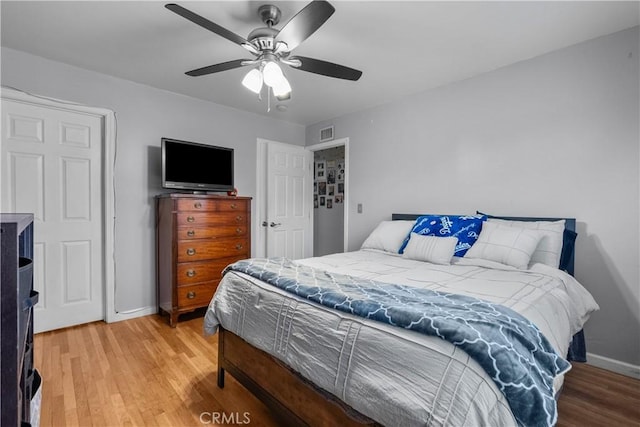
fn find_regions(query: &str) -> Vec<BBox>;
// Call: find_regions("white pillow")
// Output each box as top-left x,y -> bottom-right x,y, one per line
402,233 -> 458,265
488,218 -> 565,268
464,221 -> 544,269
361,221 -> 415,253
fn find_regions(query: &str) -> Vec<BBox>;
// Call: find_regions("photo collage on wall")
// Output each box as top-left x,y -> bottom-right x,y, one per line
314,159 -> 344,209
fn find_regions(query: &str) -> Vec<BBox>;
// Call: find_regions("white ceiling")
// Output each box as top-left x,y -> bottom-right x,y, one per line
1,1 -> 638,125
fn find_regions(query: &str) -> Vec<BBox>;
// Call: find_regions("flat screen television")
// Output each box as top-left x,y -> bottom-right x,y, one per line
162,138 -> 234,192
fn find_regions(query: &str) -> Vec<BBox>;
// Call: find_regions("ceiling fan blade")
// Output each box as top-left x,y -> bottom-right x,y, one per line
166,3 -> 249,46
274,1 -> 335,52
289,56 -> 362,81
186,59 -> 250,77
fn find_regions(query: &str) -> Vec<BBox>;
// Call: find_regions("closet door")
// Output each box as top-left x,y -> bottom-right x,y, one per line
1,98 -> 105,332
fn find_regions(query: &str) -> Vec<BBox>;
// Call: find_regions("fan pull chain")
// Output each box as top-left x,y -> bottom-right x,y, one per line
267,86 -> 271,112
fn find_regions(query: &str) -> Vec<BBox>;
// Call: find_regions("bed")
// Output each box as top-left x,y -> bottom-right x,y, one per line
204,213 -> 599,426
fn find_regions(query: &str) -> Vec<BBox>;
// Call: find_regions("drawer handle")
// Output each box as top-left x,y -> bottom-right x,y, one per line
187,216 -> 195,223
230,203 -> 237,209
194,202 -> 202,209
236,244 -> 243,250
186,248 -> 196,256
186,230 -> 195,237
186,291 -> 196,299
236,228 -> 242,234
236,215 -> 243,222
186,270 -> 196,277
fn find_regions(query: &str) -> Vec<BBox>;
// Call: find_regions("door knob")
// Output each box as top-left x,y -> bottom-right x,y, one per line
269,222 -> 282,228
261,221 -> 268,227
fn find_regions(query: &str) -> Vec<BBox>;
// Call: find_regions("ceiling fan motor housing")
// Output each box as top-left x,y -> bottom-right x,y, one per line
249,5 -> 282,52
247,27 -> 278,51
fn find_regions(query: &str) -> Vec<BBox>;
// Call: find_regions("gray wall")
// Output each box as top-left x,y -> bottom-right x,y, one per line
2,47 -> 305,313
313,146 -> 345,256
306,27 -> 640,366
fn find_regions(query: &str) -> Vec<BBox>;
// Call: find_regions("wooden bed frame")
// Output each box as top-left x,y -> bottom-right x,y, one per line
215,213 -> 579,425
217,328 -> 380,426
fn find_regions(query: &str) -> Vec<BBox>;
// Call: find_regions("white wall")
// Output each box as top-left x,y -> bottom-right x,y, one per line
306,27 -> 640,367
1,47 -> 305,314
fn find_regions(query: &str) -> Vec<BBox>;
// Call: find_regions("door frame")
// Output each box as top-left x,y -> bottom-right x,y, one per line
1,87 -> 120,323
255,137 -> 350,257
307,138 -> 350,253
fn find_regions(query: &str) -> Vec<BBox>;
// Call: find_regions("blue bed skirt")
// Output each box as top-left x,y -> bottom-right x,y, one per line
567,330 -> 586,362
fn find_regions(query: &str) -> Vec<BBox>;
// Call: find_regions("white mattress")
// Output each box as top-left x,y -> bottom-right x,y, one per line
204,250 -> 598,427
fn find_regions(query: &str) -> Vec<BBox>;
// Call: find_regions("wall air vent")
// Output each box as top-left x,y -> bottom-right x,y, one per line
319,126 -> 334,142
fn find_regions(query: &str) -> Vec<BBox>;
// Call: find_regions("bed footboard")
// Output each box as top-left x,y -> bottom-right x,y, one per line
217,328 -> 380,427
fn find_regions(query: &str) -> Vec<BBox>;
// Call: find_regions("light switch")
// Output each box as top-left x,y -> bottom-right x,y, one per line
357,203 -> 363,213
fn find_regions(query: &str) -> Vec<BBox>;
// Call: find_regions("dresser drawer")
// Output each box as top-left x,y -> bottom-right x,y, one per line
176,198 -> 248,212
178,237 -> 248,262
216,199 -> 248,212
177,211 -> 248,227
177,256 -> 241,285
176,224 -> 248,240
176,199 -> 217,212
177,282 -> 217,308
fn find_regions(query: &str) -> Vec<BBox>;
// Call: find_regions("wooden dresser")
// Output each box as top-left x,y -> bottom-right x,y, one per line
156,194 -> 251,327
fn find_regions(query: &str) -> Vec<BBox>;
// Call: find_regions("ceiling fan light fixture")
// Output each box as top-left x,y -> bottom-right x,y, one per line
272,75 -> 292,98
262,61 -> 284,88
241,68 -> 263,94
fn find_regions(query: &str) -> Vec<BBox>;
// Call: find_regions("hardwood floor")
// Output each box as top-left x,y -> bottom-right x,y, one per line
34,312 -> 279,427
557,360 -> 640,427
34,314 -> 639,426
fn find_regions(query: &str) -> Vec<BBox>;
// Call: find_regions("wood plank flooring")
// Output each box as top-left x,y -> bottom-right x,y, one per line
33,314 -> 639,426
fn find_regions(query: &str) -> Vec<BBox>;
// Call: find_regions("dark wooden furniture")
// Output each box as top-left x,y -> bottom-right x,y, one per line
1,213 -> 40,426
156,194 -> 251,327
217,328 -> 379,427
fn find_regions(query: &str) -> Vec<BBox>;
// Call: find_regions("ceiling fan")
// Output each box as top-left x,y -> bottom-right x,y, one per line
165,1 -> 362,101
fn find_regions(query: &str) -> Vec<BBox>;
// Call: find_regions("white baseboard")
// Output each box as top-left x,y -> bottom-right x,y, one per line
586,352 -> 640,379
108,306 -> 157,323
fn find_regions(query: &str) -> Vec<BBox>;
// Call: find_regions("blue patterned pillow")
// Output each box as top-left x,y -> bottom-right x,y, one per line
399,214 -> 487,256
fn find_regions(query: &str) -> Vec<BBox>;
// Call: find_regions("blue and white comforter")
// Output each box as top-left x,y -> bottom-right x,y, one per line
205,249 -> 598,427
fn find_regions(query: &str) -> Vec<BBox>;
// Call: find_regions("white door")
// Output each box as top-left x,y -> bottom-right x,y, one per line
1,98 -> 105,332
265,142 -> 313,259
